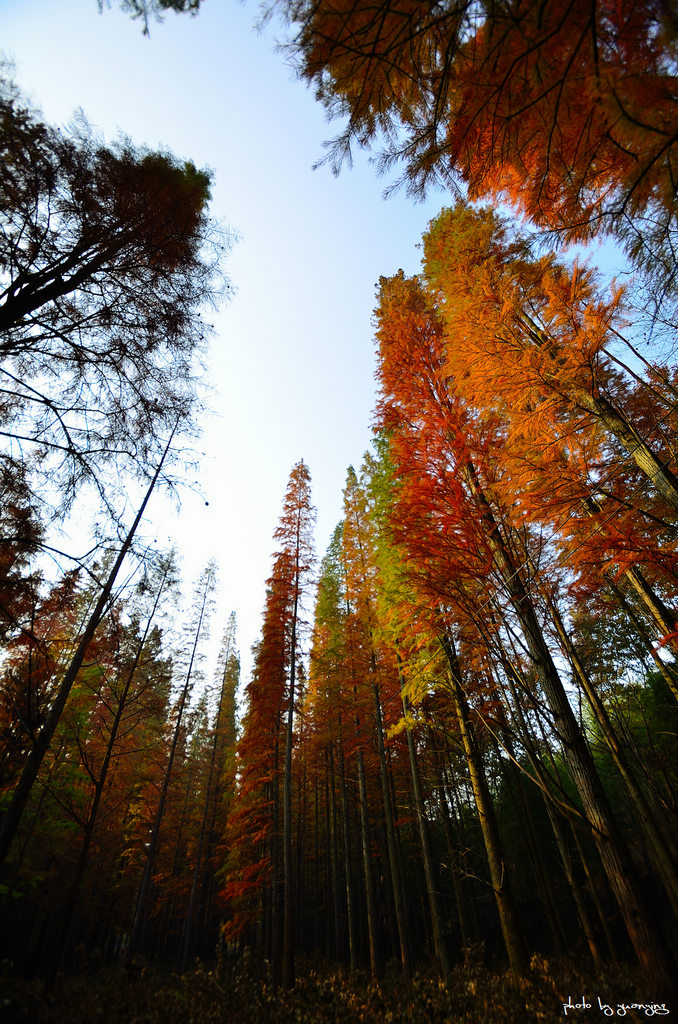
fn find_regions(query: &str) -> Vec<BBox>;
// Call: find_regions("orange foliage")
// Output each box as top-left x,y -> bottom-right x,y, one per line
279,0 -> 678,242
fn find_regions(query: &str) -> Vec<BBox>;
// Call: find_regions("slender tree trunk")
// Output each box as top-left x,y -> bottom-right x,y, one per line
432,746 -> 469,949
549,598 -> 678,918
441,633 -> 528,978
0,426 -> 176,868
624,565 -> 677,642
282,591 -> 298,990
270,733 -> 282,987
570,823 -> 620,966
372,673 -> 411,978
198,631 -> 238,955
462,459 -> 676,997
337,716 -> 359,971
401,693 -> 451,978
581,487 -> 678,679
164,762 -> 196,960
47,567 -> 172,981
579,389 -> 678,511
319,773 -> 327,956
182,781 -> 210,970
127,569 -> 210,958
295,759 -> 307,958
355,724 -> 381,980
491,724 -> 569,956
604,570 -> 678,702
500,668 -> 604,968
327,743 -> 344,962
537,696 -> 621,965
2,741 -> 63,905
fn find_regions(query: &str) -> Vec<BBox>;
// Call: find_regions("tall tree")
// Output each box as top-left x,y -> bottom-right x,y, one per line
182,612 -> 239,966
127,559 -> 217,957
222,565 -> 289,963
342,465 -> 411,979
45,552 -> 179,976
307,526 -> 360,969
373,268 -> 677,995
0,72 -> 229,515
274,461 -> 316,990
222,463 -> 315,989
421,202 -> 678,667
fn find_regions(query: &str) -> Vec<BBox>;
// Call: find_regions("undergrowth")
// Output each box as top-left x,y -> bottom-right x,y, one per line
0,953 -> 655,1023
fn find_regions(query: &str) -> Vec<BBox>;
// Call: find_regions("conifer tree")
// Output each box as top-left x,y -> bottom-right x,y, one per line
274,461 -> 316,989
128,559 -> 216,957
0,72 -> 230,518
222,463 -> 315,988
373,266 -> 677,994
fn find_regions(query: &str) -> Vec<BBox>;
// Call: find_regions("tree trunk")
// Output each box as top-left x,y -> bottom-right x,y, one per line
372,673 -> 411,978
501,667 -> 604,968
327,743 -> 344,962
605,570 -> 678,703
282,590 -> 298,989
127,567 -> 210,959
522,310 -> 678,511
0,426 -> 176,868
549,598 -> 678,918
441,634 -> 528,977
462,459 -> 677,997
579,389 -> 678,512
48,567 -> 172,981
354,721 -> 381,980
400,683 -> 451,978
337,717 -> 359,971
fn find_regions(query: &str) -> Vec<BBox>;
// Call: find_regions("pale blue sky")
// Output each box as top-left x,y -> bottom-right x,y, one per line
2,0 -> 447,678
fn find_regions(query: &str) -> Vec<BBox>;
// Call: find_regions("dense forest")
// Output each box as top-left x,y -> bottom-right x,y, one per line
2,1 -> 678,1021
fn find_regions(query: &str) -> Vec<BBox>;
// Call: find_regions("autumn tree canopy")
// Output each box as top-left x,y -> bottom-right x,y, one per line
272,0 -> 678,312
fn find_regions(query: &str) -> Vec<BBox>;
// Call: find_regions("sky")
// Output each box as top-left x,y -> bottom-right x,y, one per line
2,0 -> 447,681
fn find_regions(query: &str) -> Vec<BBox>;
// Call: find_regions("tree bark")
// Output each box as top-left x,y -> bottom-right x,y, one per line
521,311 -> 678,511
400,680 -> 451,978
549,598 -> 678,918
462,458 -> 677,997
127,565 -> 210,959
372,673 -> 411,978
354,722 -> 381,980
441,634 -> 528,977
337,717 -> 359,971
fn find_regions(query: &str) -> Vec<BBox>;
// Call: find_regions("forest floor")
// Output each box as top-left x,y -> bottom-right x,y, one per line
0,953 -> 659,1023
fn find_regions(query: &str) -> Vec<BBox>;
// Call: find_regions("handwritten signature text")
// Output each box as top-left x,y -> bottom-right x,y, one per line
562,996 -> 670,1017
